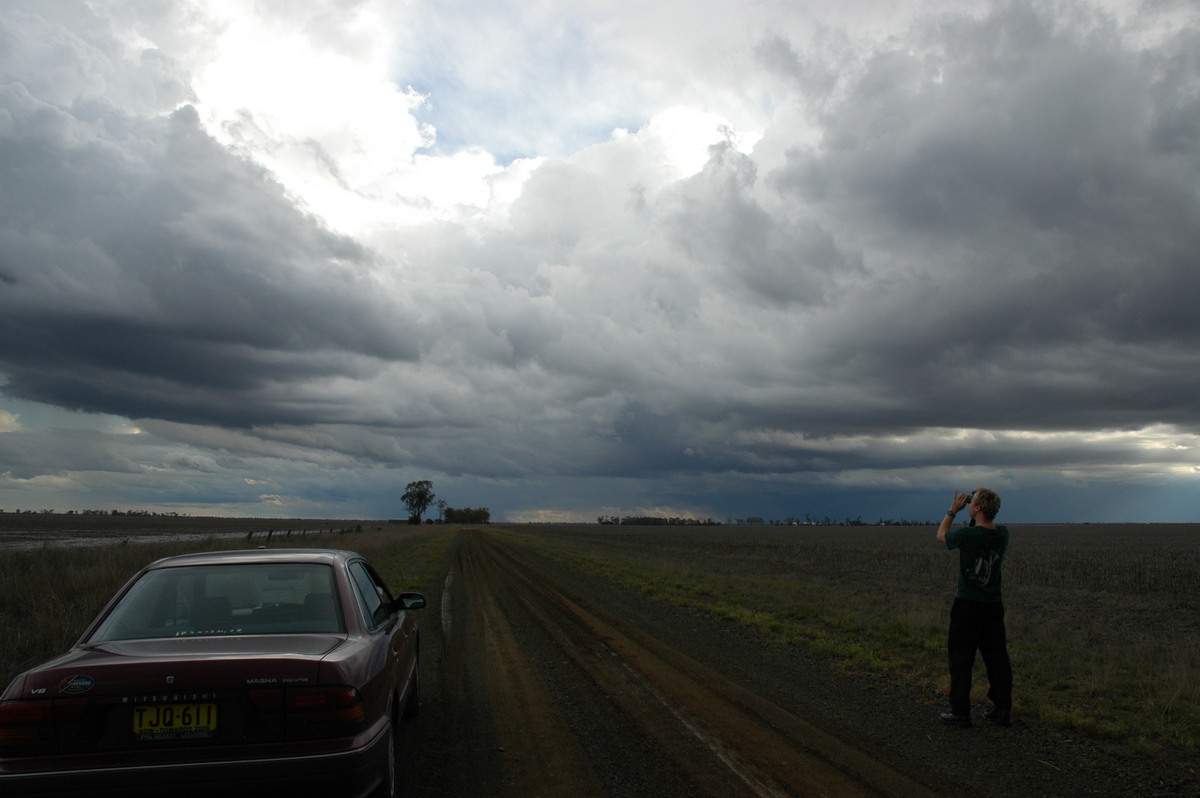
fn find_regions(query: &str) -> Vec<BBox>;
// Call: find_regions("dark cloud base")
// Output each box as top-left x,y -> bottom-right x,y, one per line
2,1 -> 1199,521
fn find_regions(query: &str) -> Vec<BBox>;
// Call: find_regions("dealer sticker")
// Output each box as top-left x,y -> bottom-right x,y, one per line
59,675 -> 96,694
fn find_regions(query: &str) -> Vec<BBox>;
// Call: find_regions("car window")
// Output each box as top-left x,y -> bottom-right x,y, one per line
348,561 -> 394,629
88,563 -> 345,642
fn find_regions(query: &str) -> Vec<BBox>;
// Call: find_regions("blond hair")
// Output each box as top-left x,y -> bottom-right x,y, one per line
973,488 -> 1001,521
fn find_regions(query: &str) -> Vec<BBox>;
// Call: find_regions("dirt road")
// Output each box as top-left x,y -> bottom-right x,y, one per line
395,531 -> 1192,797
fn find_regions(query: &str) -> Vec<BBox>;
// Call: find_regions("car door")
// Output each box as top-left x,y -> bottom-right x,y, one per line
347,561 -> 413,714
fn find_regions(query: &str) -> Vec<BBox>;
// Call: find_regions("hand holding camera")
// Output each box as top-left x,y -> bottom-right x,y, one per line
948,491 -> 973,516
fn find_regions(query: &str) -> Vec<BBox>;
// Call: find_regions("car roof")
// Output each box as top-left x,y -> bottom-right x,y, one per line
144,548 -> 362,570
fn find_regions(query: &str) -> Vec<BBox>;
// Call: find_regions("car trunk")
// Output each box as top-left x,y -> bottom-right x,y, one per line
7,635 -> 350,756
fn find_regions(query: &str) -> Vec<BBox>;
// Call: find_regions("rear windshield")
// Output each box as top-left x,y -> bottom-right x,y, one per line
88,563 -> 345,642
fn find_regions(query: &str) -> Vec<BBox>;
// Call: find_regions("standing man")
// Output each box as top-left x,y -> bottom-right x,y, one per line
937,488 -> 1013,726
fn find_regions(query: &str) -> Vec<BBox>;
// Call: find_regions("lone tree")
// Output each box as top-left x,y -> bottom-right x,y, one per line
402,480 -> 436,524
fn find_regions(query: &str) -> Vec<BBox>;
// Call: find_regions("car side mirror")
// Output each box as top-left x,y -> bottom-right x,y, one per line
397,592 -> 426,611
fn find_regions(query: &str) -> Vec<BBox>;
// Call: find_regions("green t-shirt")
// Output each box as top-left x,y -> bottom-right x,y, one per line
945,524 -> 1009,602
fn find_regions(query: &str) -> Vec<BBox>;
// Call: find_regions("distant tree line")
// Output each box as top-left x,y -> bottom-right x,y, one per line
443,507 -> 491,523
777,515 -> 936,526
597,515 -> 721,526
401,480 -> 490,525
0,508 -> 186,517
597,513 -> 937,527
768,514 -> 935,527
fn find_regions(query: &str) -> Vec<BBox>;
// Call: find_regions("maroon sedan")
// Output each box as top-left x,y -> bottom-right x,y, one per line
0,548 -> 424,797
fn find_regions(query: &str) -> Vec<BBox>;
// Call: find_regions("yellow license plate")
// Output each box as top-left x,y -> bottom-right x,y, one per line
133,703 -> 218,740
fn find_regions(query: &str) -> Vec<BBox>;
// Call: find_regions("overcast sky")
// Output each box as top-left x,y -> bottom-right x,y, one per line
2,0 -> 1199,524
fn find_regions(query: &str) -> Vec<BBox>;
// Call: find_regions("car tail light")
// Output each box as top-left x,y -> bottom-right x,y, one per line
247,687 -> 366,737
0,699 -> 88,747
288,687 -> 367,728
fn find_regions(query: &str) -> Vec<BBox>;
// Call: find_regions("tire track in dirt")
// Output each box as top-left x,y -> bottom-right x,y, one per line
455,530 -> 939,798
461,534 -> 604,797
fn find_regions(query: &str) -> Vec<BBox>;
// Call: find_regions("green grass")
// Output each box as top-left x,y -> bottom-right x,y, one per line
355,526 -> 457,591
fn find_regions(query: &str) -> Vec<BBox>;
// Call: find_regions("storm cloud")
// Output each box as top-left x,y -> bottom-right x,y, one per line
2,0 -> 1199,522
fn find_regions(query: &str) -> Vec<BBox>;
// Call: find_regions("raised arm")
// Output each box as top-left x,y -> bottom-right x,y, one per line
938,491 -> 972,543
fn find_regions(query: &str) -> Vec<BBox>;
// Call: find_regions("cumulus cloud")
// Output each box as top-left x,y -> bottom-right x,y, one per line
0,8 -> 420,429
2,0 -> 1199,521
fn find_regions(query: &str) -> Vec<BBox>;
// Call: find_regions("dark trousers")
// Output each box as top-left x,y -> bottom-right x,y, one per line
948,597 -> 1012,714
